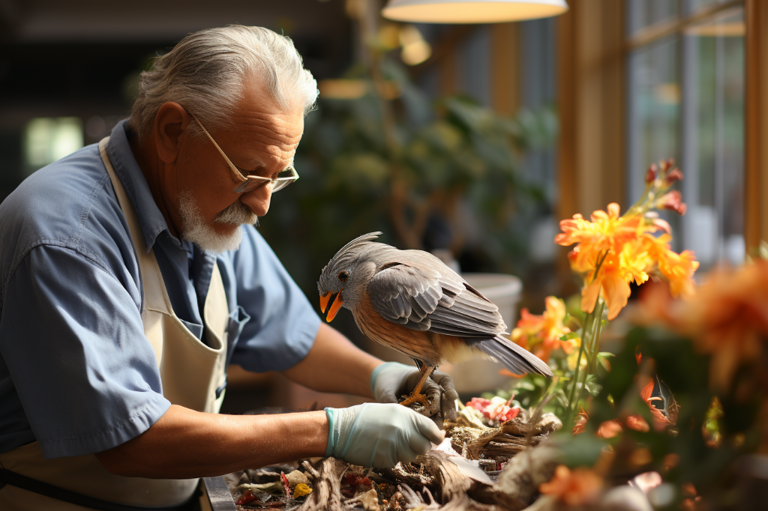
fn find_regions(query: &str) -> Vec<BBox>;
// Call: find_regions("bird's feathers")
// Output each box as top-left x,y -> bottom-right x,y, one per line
367,263 -> 442,325
336,231 -> 384,255
367,251 -> 505,339
471,335 -> 553,377
318,232 -> 553,378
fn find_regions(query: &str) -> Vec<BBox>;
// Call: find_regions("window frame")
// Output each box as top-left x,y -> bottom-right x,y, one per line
557,0 -> 767,273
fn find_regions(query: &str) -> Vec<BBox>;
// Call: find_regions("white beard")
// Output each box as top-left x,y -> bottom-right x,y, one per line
178,191 -> 258,253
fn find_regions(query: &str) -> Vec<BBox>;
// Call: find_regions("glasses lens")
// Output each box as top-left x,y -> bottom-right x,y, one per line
271,180 -> 291,192
275,168 -> 297,179
234,179 -> 265,194
235,168 -> 297,194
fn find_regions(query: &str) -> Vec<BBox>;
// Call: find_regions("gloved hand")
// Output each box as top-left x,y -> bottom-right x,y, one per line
325,403 -> 444,468
371,362 -> 459,423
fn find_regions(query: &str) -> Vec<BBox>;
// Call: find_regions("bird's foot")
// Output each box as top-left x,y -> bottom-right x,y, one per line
398,392 -> 429,408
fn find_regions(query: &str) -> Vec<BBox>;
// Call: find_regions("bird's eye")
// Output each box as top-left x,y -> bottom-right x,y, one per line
338,271 -> 349,282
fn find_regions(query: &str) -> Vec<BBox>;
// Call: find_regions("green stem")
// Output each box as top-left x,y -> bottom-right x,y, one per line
564,329 -> 587,428
564,298 -> 606,431
587,299 -> 606,373
573,315 -> 597,413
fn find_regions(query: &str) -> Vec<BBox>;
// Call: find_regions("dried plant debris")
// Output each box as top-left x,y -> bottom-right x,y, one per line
228,406 -> 562,510
445,407 -> 562,466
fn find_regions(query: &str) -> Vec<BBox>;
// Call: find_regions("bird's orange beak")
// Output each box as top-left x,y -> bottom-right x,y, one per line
324,292 -> 345,323
320,292 -> 331,313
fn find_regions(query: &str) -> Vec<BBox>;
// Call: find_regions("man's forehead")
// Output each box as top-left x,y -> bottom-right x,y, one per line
224,108 -> 302,155
230,92 -> 303,133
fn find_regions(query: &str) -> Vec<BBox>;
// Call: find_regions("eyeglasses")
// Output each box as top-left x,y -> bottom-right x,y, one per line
190,114 -> 299,194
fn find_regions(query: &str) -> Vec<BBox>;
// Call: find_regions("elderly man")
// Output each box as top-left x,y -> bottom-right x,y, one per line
0,26 -> 457,510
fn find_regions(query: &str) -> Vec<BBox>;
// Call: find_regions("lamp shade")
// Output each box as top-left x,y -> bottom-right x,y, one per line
382,0 -> 568,24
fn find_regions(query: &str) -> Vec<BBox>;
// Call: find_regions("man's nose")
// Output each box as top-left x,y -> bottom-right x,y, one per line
238,182 -> 273,217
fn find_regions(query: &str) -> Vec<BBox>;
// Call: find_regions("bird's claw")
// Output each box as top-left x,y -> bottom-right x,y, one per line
399,390 -> 443,427
398,392 -> 429,408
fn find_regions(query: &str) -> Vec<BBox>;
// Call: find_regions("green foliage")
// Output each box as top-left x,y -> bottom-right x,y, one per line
580,325 -> 763,507
499,374 -> 552,410
486,315 -> 765,508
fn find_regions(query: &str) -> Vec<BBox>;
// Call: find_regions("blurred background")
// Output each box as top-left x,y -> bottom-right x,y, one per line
1,0 -> 763,412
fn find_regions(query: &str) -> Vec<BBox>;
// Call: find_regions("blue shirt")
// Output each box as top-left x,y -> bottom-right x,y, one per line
0,121 -> 321,459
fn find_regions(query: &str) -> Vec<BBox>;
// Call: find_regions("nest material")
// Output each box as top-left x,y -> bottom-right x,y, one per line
296,458 -> 347,511
445,407 -> 562,463
231,408 -> 563,510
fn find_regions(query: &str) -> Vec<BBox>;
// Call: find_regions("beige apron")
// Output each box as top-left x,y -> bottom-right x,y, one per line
0,137 -> 230,510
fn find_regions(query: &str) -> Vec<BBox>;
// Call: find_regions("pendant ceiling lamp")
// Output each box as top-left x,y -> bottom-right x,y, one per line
382,0 -> 568,24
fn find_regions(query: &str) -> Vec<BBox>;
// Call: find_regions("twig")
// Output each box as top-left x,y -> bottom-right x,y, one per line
524,393 -> 555,448
297,458 -> 347,511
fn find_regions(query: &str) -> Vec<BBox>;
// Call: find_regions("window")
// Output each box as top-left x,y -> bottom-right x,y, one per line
626,0 -> 745,267
23,117 -> 84,176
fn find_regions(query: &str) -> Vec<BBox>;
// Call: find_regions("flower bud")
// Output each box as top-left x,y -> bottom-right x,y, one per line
666,168 -> 683,183
658,190 -> 687,215
645,163 -> 658,184
659,158 -> 675,172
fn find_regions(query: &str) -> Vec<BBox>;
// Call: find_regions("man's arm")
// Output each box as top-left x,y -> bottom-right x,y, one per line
94,405 -> 329,478
281,323 -> 383,399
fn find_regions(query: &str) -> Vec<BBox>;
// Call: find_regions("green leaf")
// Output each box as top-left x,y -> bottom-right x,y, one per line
558,434 -> 608,468
585,375 -> 602,396
559,332 -> 581,342
564,312 -> 583,329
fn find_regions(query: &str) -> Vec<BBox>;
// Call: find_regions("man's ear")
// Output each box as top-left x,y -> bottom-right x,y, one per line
153,102 -> 191,164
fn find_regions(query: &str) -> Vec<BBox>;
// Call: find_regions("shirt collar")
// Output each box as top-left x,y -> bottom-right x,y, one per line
105,120 -> 178,252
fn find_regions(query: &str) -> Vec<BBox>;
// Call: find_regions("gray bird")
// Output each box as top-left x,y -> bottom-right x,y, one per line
318,232 -> 553,407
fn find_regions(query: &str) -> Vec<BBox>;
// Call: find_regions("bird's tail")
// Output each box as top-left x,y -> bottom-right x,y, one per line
472,335 -> 554,377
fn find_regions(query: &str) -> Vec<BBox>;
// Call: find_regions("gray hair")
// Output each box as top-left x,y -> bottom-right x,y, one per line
129,25 -> 318,140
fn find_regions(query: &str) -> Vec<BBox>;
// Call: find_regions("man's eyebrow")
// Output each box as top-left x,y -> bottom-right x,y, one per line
238,157 -> 295,174
234,157 -> 266,171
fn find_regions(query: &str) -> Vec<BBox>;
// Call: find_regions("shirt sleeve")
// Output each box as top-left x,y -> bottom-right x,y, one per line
0,245 -> 170,459
224,227 -> 321,373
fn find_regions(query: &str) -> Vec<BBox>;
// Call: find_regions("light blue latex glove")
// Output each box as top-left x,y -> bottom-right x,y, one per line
325,403 -> 444,468
371,362 -> 459,422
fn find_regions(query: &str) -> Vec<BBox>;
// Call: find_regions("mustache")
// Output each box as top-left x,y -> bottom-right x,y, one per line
214,201 -> 259,226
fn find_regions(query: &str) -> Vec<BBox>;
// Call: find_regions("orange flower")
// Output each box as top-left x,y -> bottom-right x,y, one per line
685,262 -> 768,390
635,260 -> 768,392
657,248 -> 699,299
555,203 -> 641,276
580,241 -> 654,320
539,465 -> 604,506
626,415 -> 650,433
597,420 -> 623,439
572,407 -> 589,435
557,201 -> 698,320
640,380 -> 676,431
511,296 -> 575,363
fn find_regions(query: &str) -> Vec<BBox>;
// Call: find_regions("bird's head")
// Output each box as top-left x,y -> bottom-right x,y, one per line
317,231 -> 382,322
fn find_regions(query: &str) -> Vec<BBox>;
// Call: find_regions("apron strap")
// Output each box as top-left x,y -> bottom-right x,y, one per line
0,469 -> 198,511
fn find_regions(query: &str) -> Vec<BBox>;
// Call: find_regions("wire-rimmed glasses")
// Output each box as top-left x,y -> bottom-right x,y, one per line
190,114 -> 299,194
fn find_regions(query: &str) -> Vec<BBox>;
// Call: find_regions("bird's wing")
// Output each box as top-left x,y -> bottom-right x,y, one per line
367,263 -> 442,330
367,254 -> 505,338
